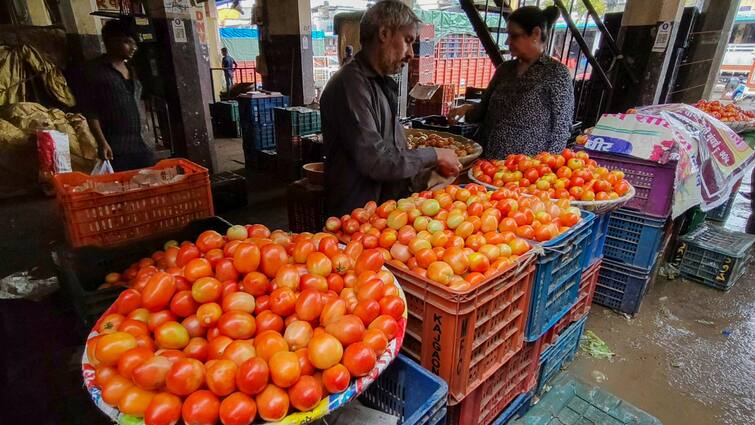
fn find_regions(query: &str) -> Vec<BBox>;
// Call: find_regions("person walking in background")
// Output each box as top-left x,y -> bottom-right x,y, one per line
221,47 -> 238,91
81,19 -> 154,171
342,45 -> 354,66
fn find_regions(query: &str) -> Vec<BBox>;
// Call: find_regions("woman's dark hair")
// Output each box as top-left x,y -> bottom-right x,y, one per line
508,6 -> 560,42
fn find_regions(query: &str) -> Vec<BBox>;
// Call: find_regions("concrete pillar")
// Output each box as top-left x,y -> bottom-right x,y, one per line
145,0 -> 218,171
58,0 -> 104,60
26,0 -> 52,25
204,0 -> 226,102
259,0 -> 316,105
620,0 -> 685,106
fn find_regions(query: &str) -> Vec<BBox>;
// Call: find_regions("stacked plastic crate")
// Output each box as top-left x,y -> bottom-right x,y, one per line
586,151 -> 674,315
237,91 -> 289,168
209,100 -> 241,138
274,106 -> 322,182
407,84 -> 456,117
409,24 -> 435,87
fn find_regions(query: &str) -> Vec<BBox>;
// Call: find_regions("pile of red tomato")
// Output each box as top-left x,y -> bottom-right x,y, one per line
471,149 -> 632,202
86,224 -> 405,425
324,185 -> 583,291
693,100 -> 755,122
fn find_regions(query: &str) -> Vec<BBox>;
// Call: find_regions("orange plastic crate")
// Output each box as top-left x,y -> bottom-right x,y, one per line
53,158 -> 213,248
447,339 -> 541,425
392,251 -> 536,402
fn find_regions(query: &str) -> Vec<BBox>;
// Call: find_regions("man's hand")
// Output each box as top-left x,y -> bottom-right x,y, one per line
100,142 -> 114,161
447,104 -> 473,125
435,148 -> 461,178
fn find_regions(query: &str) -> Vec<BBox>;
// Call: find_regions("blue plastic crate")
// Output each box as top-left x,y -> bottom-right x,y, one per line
593,258 -> 652,315
512,374 -> 662,425
603,208 -> 666,270
360,354 -> 449,425
525,212 -> 594,342
536,316 -> 587,394
252,123 -> 276,150
582,211 -> 610,268
490,392 -> 533,425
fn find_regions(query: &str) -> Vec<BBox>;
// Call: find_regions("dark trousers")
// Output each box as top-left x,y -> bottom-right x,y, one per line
111,151 -> 156,172
225,73 -> 234,91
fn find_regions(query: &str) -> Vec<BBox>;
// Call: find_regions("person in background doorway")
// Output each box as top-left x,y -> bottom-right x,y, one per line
221,47 -> 238,91
448,6 -> 574,158
320,0 -> 460,216
81,19 -> 154,172
342,45 -> 354,66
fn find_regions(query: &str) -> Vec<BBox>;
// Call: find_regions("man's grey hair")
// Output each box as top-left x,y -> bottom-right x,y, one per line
360,0 -> 421,46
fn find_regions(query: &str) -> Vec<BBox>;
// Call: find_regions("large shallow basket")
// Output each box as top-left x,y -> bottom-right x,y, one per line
406,128 -> 482,169
81,270 -> 408,425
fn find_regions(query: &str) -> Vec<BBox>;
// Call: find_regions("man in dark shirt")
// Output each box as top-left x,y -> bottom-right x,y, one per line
320,0 -> 460,216
82,19 -> 153,171
221,47 -> 238,91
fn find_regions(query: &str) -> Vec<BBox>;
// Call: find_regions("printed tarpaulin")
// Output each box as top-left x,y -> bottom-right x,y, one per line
586,104 -> 755,218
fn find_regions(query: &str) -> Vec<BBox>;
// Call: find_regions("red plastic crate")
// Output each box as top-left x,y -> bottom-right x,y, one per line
394,251 -> 536,403
418,23 -> 435,42
410,57 -> 435,75
53,159 -> 213,248
446,339 -> 541,425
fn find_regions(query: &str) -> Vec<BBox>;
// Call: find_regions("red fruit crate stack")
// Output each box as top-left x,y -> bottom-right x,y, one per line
434,58 -> 496,97
409,57 -> 435,86
418,23 -> 435,42
408,84 -> 456,117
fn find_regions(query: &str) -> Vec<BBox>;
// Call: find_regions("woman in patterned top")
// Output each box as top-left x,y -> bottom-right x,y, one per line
449,6 -> 574,159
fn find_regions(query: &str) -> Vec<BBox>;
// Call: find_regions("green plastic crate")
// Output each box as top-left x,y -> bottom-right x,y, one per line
512,374 -> 662,425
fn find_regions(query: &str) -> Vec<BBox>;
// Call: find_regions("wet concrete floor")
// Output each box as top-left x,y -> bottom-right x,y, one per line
569,175 -> 755,425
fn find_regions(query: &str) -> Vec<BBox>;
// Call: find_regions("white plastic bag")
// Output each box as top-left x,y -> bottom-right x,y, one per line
91,159 -> 114,176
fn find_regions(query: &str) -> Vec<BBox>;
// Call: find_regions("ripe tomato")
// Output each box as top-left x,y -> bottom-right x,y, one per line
269,287 -> 297,317
342,342 -> 376,377
362,328 -> 389,355
95,332 -> 137,366
176,244 -> 200,268
233,243 -> 261,274
378,296 -> 405,320
322,364 -> 350,394
295,348 -> 316,376
282,320 -> 312,352
181,315 -> 205,338
217,311 -> 256,339
196,230 -> 224,253
222,292 -> 255,314
290,288 -> 322,322
132,355 -> 172,390
319,299 -> 347,326
219,340 -> 255,367
307,333 -> 343,370
207,335 -> 233,360
191,277 -> 222,304
288,375 -> 323,412
325,314 -> 365,346
219,392 -> 257,425
197,302 -> 223,328
442,247 -> 469,275
142,273 -> 177,312
170,290 -> 198,318
214,258 -> 240,283
324,274 -> 344,293
206,359 -> 238,396
255,384 -> 289,422
260,243 -> 289,278
255,310 -> 284,334
306,252 -> 333,277
183,337 -> 209,361
154,321 -> 190,350
241,272 -> 270,297
144,392 -> 182,425
269,351 -> 302,388
101,374 -> 134,405
236,357 -> 269,396
356,278 -> 384,302
164,358 -> 205,396
247,224 -> 271,238
115,289 -> 142,315
369,315 -> 399,340
117,346 -> 153,380
183,258 -> 213,283
127,307 -> 150,323
95,365 -> 117,388
98,313 -> 125,335
118,385 -> 156,416
182,390 -> 220,425
254,330 -> 289,362
354,249 -> 384,275
318,235 -> 340,258
352,299 -> 380,325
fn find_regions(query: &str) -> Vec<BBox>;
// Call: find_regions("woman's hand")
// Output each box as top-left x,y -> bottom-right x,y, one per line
447,104 -> 473,125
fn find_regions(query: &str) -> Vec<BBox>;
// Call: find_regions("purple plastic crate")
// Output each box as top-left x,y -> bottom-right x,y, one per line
585,151 -> 675,218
